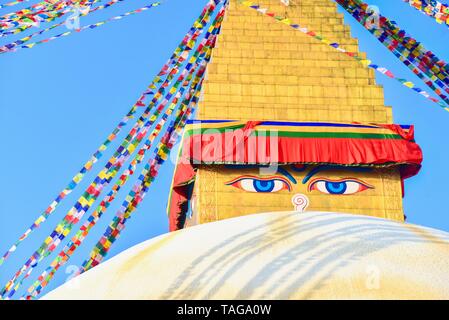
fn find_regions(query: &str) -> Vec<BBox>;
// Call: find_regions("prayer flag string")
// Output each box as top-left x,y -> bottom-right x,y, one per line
18,3 -> 224,299
0,0 -> 30,10
1,0 -> 85,21
334,0 -> 449,103
1,2 -> 162,53
404,0 -> 449,28
0,0 -> 96,36
81,61 -> 208,275
0,0 -> 93,24
0,0 -> 125,51
77,13 -> 224,272
22,61 -> 205,300
22,22 -> 221,296
24,69 -> 203,300
0,0 -> 217,271
0,0 -> 225,299
22,43 -> 213,300
239,1 -> 449,112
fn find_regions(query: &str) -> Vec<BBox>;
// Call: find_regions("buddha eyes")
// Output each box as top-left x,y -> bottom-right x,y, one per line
226,175 -> 373,195
226,176 -> 292,193
308,178 -> 373,195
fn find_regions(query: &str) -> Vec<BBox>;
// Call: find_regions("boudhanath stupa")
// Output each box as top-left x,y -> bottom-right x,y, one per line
44,0 -> 449,299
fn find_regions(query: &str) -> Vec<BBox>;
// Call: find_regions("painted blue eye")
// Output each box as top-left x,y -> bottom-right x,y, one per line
227,176 -> 291,193
325,181 -> 347,194
310,179 -> 373,195
253,180 -> 275,192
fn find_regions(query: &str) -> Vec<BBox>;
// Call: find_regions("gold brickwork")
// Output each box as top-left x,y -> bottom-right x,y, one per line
185,0 -> 404,225
198,0 -> 393,123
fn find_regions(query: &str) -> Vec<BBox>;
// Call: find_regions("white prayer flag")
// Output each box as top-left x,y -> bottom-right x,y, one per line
281,0 -> 290,6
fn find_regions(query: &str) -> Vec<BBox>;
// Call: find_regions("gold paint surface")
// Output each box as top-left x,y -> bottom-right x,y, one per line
198,0 -> 393,123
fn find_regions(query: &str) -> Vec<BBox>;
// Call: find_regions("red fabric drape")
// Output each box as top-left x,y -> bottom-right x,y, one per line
167,121 -> 423,231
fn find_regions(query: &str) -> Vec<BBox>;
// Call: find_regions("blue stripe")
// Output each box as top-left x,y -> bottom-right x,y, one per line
260,121 -> 377,129
186,119 -> 234,124
186,119 -> 411,130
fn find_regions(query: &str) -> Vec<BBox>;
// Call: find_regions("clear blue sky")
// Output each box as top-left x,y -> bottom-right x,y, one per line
0,0 -> 448,298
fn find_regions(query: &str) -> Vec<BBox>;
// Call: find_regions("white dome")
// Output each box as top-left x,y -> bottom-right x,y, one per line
43,212 -> 449,300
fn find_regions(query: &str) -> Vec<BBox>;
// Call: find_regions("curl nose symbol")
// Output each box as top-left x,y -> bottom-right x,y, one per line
292,194 -> 309,213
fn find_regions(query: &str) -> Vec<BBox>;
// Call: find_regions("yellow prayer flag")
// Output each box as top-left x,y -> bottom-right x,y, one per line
360,59 -> 372,67
98,170 -> 108,180
79,197 -> 89,207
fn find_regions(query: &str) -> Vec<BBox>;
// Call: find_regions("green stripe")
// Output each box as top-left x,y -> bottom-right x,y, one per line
183,128 -> 402,140
254,131 -> 402,139
183,125 -> 244,136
